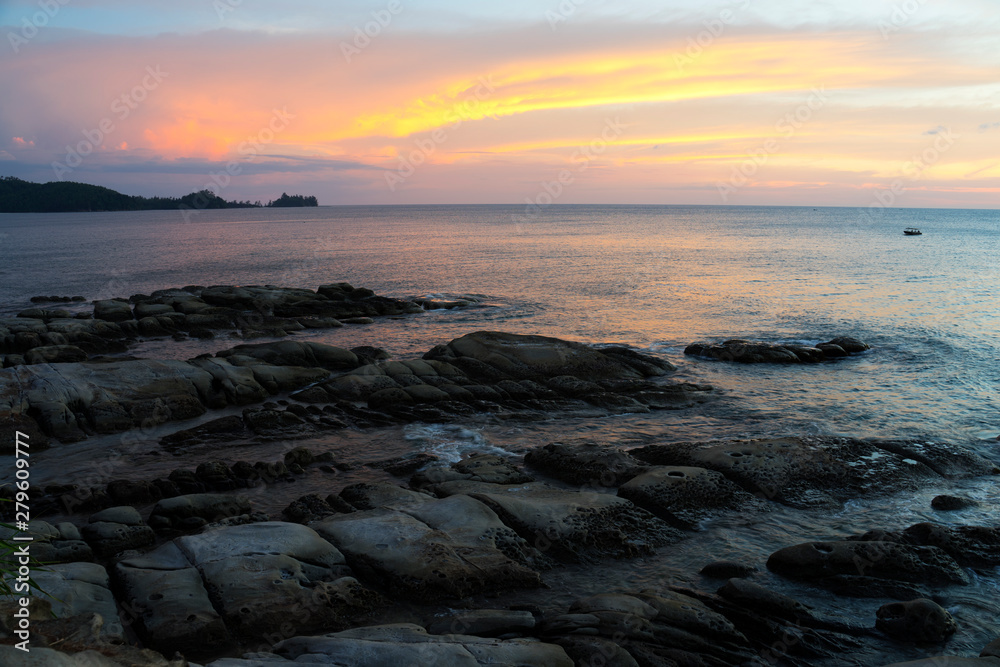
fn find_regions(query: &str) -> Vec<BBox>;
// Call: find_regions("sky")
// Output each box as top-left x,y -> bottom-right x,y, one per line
1,0 -> 999,207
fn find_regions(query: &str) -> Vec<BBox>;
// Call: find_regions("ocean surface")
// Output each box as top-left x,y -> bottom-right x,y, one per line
2,204 -> 999,663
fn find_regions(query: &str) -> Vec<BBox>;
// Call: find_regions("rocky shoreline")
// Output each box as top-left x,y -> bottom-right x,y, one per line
1,284 -> 999,666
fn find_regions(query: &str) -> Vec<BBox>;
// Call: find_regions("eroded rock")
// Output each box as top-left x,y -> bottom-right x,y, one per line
458,482 -> 682,562
767,540 -> 970,586
524,441 -> 647,486
619,465 -> 769,529
148,493 -> 252,534
630,436 -> 990,508
876,598 -> 957,643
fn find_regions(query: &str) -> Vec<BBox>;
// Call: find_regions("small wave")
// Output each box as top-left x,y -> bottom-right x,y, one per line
410,293 -> 499,311
775,338 -> 823,347
403,423 -> 515,463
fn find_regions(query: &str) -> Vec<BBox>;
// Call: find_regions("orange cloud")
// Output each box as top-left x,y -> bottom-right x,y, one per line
4,24 -> 998,206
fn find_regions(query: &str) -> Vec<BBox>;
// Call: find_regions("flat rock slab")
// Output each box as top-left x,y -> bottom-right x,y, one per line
30,562 -> 123,641
116,522 -> 379,660
116,542 -> 232,659
338,482 -> 435,510
403,494 -> 549,569
270,623 -> 574,667
458,482 -> 683,562
0,646 -> 137,666
629,436 -> 989,508
312,506 -> 543,600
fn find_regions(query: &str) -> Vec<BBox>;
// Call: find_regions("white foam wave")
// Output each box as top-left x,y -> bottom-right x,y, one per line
402,423 -> 514,463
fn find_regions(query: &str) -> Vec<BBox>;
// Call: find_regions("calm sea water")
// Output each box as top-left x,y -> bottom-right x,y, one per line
2,205 -> 998,662
3,204 -> 998,440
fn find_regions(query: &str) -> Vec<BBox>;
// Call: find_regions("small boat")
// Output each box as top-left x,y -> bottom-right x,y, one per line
903,228 -> 922,236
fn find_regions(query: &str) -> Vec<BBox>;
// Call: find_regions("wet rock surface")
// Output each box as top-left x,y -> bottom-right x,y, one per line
767,539 -> 971,586
630,436 -> 996,507
0,345 -> 346,444
618,464 -> 771,529
207,623 -> 575,666
3,320 -> 999,666
524,441 -> 648,486
3,282 -> 416,367
312,501 -> 544,600
298,331 -> 712,427
443,481 -> 683,563
115,522 -> 381,660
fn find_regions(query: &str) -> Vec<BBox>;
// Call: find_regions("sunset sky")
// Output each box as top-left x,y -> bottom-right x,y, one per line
1,0 -> 998,207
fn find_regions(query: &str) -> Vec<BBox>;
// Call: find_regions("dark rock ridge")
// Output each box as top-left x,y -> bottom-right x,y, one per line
3,282 -> 420,368
7,326 -> 1000,665
293,331 -> 711,425
177,577 -> 898,666
685,335 -> 871,363
766,520 -> 1000,599
1,316 -> 130,366
30,295 -> 87,303
629,436 -> 999,508
0,341 -> 347,444
22,447 -> 334,518
2,332 -> 708,449
767,540 -> 971,586
522,441 -> 771,529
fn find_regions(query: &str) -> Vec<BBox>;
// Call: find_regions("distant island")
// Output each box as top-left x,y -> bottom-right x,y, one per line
0,176 -> 318,213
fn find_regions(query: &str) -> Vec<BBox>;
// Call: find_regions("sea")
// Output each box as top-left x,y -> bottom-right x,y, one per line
1,204 -> 998,664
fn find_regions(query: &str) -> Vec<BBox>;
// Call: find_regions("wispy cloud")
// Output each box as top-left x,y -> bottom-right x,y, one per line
2,3 -> 999,206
